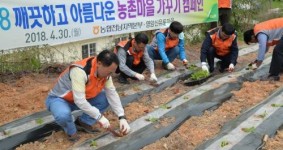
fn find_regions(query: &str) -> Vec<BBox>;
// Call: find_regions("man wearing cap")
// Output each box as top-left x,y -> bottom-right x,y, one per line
201,23 -> 239,73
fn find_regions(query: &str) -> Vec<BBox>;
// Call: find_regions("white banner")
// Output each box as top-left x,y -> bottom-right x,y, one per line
0,0 -> 217,50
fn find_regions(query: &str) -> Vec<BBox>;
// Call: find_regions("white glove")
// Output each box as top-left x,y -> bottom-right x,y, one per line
149,73 -> 158,82
201,62 -> 209,72
182,59 -> 188,66
228,63 -> 234,72
135,73 -> 145,80
166,62 -> 175,70
119,119 -> 131,134
98,116 -> 110,129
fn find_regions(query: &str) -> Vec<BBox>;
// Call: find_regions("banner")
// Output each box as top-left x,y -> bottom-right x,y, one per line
0,0 -> 218,50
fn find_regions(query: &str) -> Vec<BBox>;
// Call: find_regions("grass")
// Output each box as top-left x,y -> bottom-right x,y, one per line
271,1 -> 283,9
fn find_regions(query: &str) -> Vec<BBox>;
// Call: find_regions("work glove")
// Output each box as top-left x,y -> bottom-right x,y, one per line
182,59 -> 188,66
119,119 -> 131,134
228,63 -> 235,72
98,116 -> 110,129
166,62 -> 175,70
149,73 -> 158,82
201,62 -> 209,72
135,73 -> 145,80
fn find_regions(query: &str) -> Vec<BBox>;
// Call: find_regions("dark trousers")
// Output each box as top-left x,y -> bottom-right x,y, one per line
117,55 -> 146,79
210,8 -> 232,29
269,37 -> 283,76
207,47 -> 235,73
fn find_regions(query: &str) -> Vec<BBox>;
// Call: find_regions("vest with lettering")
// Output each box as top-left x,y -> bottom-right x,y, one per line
254,18 -> 283,46
49,57 -> 107,103
218,0 -> 232,8
115,39 -> 144,65
150,29 -> 179,51
208,27 -> 236,56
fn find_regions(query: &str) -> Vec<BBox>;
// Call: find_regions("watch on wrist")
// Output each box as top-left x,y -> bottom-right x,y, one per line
118,116 -> 126,120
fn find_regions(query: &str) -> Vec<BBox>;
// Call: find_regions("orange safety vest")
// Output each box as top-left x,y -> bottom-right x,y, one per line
254,18 -> 283,46
154,29 -> 179,51
60,57 -> 107,103
208,27 -> 236,56
218,0 -> 232,8
115,39 -> 144,65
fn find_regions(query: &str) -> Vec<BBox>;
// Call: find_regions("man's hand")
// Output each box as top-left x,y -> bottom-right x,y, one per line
228,63 -> 235,72
119,119 -> 131,135
135,73 -> 145,80
201,62 -> 209,72
166,62 -> 175,70
98,116 -> 110,129
182,59 -> 188,66
149,73 -> 158,82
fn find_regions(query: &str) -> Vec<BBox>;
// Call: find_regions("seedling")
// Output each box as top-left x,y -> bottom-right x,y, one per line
190,70 -> 209,80
90,140 -> 97,148
3,130 -> 11,136
187,64 -> 198,71
241,126 -> 256,133
159,104 -> 172,109
257,111 -> 268,119
36,118 -> 44,125
145,117 -> 159,123
220,140 -> 229,148
165,74 -> 171,78
271,103 -> 283,107
183,96 -> 189,100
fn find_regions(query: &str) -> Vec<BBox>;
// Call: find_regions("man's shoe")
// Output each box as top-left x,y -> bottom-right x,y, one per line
219,68 -> 225,73
118,75 -> 129,84
75,118 -> 100,134
68,133 -> 80,142
260,74 -> 280,81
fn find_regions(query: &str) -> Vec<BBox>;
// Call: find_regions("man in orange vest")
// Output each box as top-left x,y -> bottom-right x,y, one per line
45,50 -> 130,142
116,33 -> 157,84
211,0 -> 233,29
201,23 -> 239,73
147,21 -> 188,70
244,18 -> 283,81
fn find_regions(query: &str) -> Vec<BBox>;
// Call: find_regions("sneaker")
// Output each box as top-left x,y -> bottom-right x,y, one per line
260,74 -> 280,81
68,133 -> 80,142
118,75 -> 129,84
75,118 -> 100,134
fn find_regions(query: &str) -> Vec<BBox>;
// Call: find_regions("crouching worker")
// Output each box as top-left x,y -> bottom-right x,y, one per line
116,32 -> 158,84
244,18 -> 283,81
200,23 -> 239,73
45,50 -> 130,142
147,21 -> 188,70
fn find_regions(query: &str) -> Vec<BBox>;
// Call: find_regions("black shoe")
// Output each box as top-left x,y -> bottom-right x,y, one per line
216,61 -> 222,68
219,68 -> 225,73
75,118 -> 100,134
68,133 -> 80,142
118,75 -> 129,84
260,74 -> 280,81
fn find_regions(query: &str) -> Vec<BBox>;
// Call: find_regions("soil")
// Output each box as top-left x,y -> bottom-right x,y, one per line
2,42 -> 282,150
